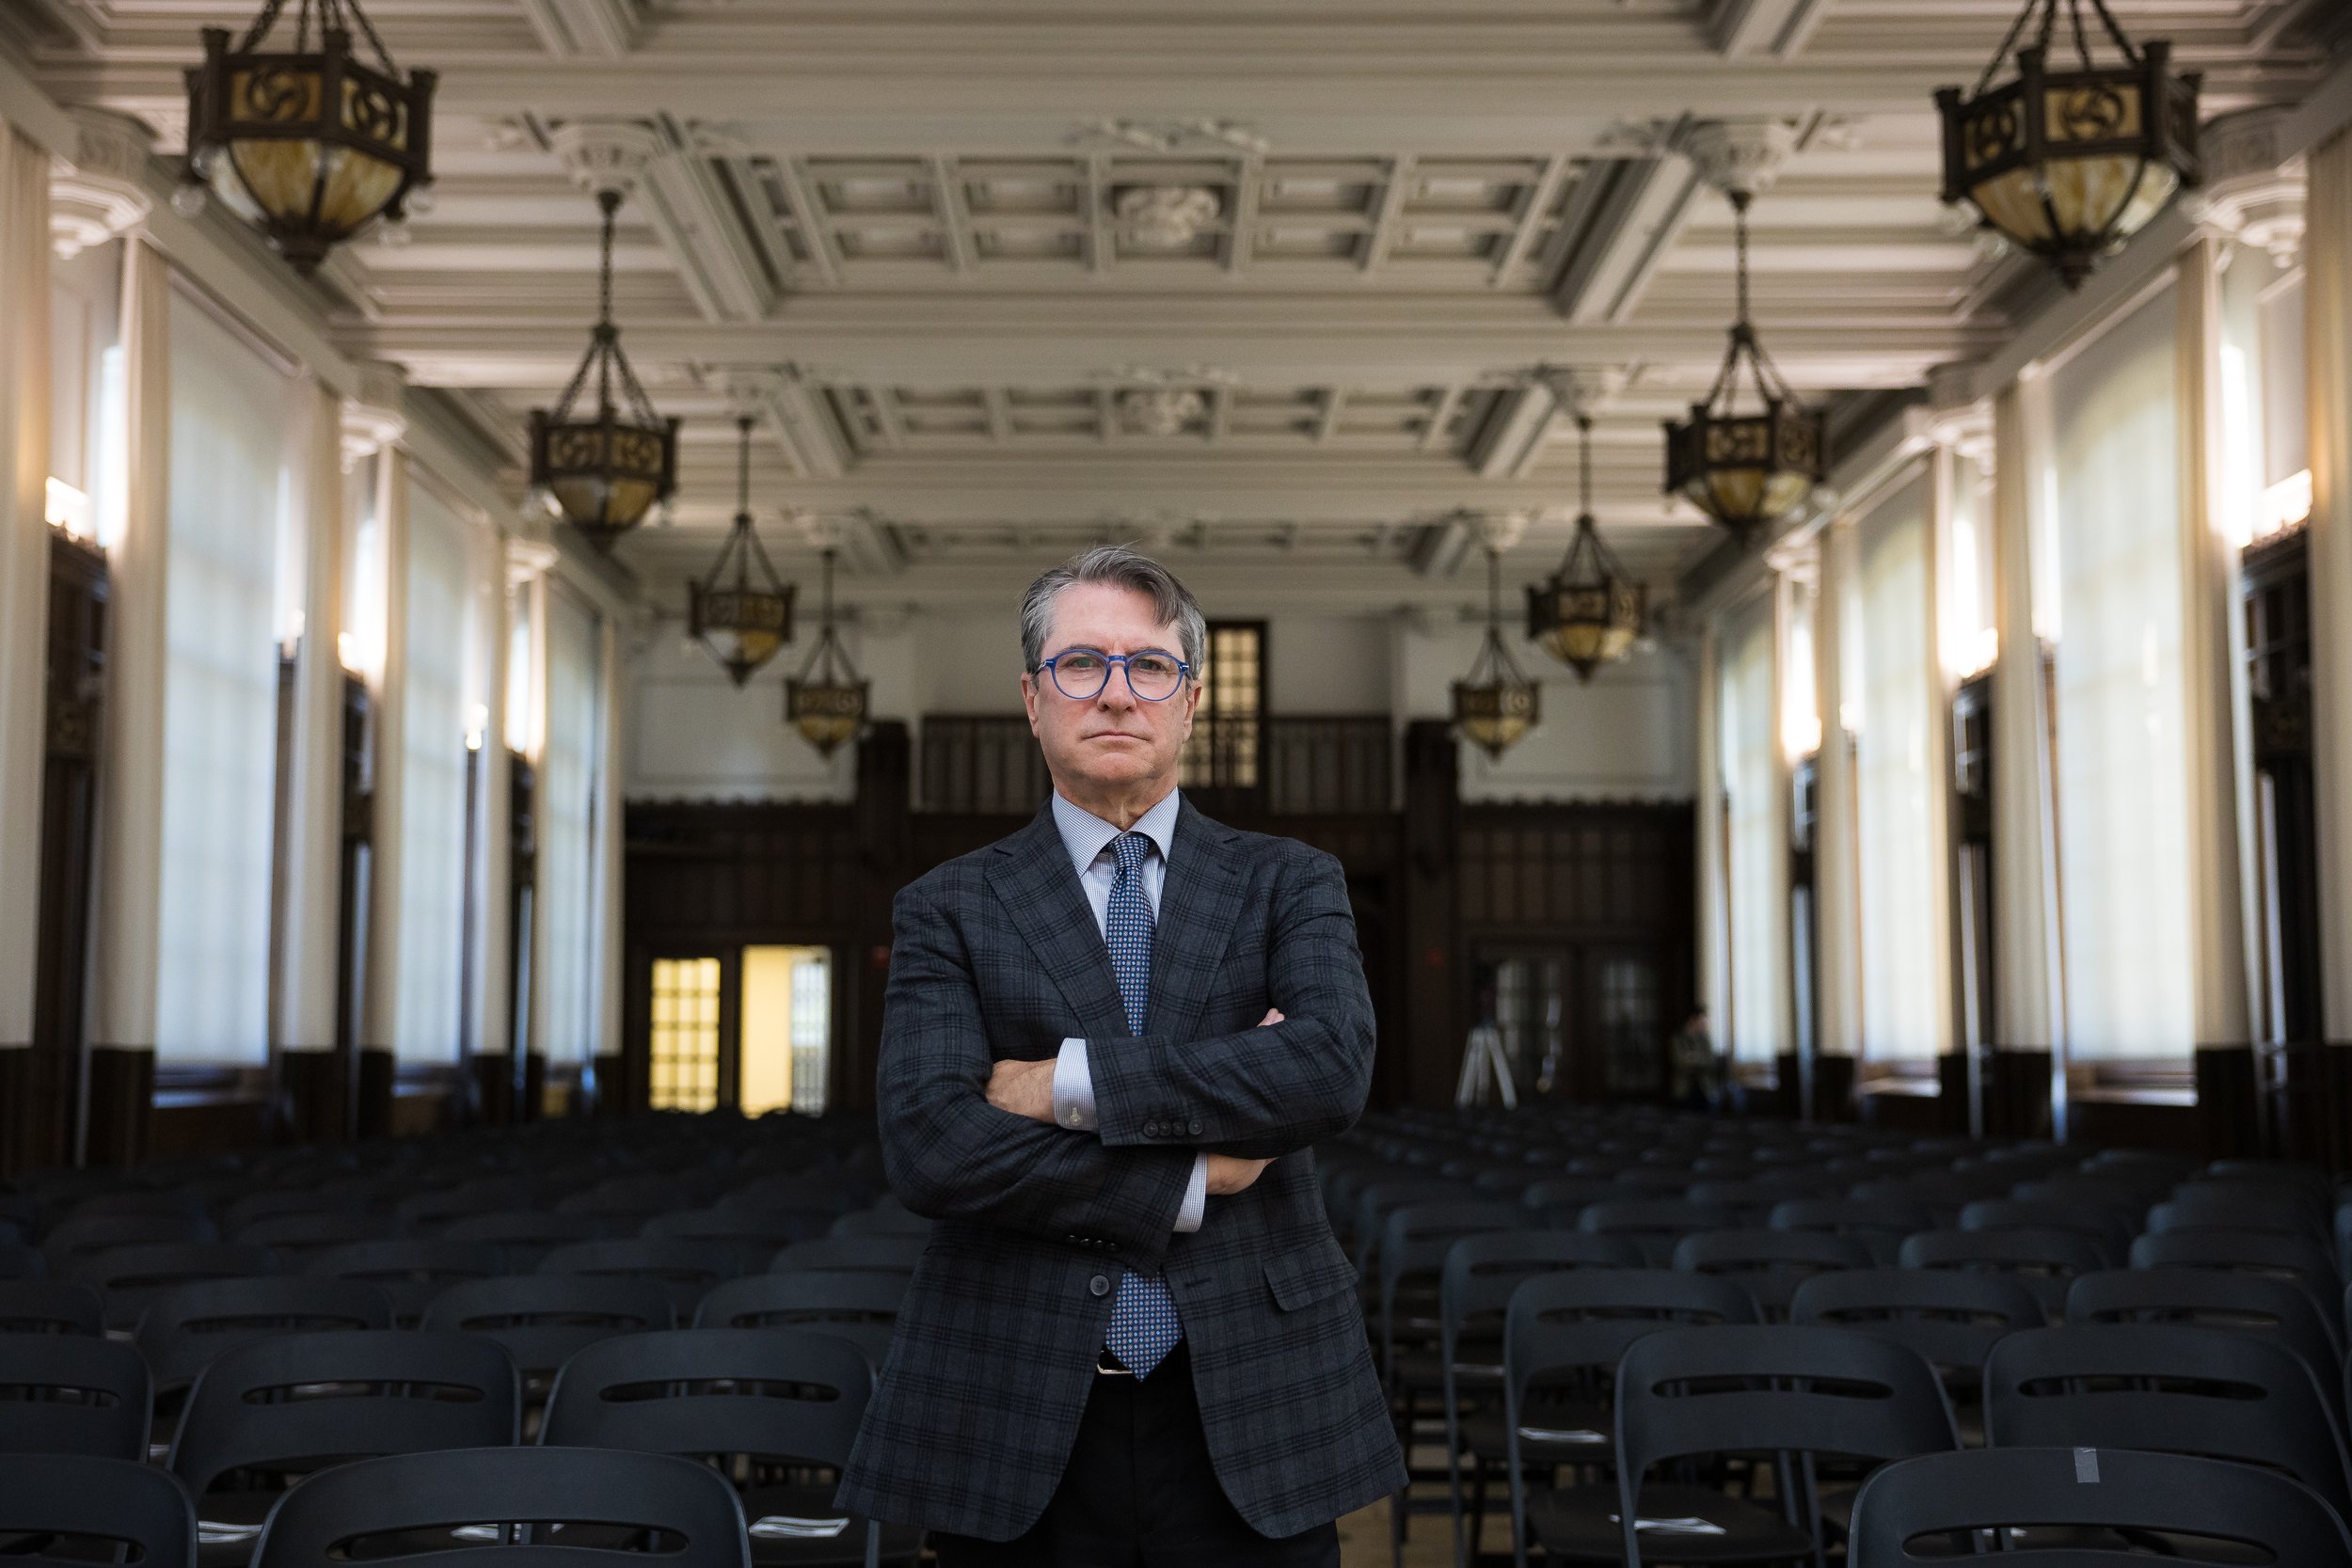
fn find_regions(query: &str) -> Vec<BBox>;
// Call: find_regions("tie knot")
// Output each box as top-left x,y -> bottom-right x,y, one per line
1112,832 -> 1152,876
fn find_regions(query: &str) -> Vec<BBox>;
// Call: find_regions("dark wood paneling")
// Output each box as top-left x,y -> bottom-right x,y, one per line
0,1045 -> 74,1177
279,1049 -> 349,1145
2070,1095 -> 2201,1155
2277,1043 -> 2352,1172
2193,1044 -> 2261,1161
83,1047 -> 154,1167
1812,1053 -> 1857,1124
356,1049 -> 396,1139
1985,1049 -> 2055,1141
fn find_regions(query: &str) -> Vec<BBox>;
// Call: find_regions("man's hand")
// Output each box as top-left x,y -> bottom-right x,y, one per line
1205,1153 -> 1273,1196
984,1056 -> 1057,1125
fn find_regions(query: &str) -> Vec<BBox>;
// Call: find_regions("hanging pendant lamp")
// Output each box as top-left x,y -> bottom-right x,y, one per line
530,187 -> 679,552
1662,190 -> 1827,546
1528,415 -> 1647,681
787,548 -> 870,757
1936,0 -> 2201,290
1453,545 -> 1541,761
688,417 -> 795,686
180,0 -> 436,274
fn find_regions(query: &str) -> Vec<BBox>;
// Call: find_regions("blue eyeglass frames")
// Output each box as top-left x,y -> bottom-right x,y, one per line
1034,647 -> 1192,703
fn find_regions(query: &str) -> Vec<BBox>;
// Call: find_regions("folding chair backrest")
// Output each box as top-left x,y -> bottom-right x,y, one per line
539,1325 -> 871,1468
0,1452 -> 197,1568
1670,1228 -> 1873,1320
0,1329 -> 152,1459
2066,1265 -> 2344,1425
1578,1200 -> 1740,1265
769,1236 -> 926,1276
1984,1323 -> 2352,1515
169,1329 -> 518,1497
135,1276 -> 392,1396
304,1241 -> 510,1324
1614,1324 -> 1957,1566
420,1274 -> 675,1384
1788,1266 -> 2044,1377
1848,1445 -> 2352,1567
0,1279 -> 103,1335
248,1446 -> 751,1568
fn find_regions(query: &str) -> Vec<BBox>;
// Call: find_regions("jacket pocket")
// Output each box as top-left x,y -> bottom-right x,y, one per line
1263,1233 -> 1359,1311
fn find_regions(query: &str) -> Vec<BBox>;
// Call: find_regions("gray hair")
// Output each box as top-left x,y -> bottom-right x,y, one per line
1020,545 -> 1207,676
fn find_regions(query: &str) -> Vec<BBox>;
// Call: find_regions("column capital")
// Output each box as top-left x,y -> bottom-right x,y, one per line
340,361 -> 409,471
50,107 -> 154,260
2183,106 -> 2306,269
506,530 -> 561,586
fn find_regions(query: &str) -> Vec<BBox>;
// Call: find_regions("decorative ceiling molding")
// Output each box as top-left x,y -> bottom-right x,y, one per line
519,0 -> 644,58
1709,0 -> 1838,59
1113,183 -> 1222,249
1069,119 -> 1270,156
2184,105 -> 2308,265
1679,116 -> 1801,199
48,103 -> 149,259
547,117 -> 664,198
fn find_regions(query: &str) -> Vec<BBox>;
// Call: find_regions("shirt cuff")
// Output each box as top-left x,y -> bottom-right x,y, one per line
1174,1153 -> 1209,1233
1051,1037 -> 1098,1132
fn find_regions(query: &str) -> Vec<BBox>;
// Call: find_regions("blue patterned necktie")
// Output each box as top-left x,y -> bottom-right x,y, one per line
1102,832 -> 1184,1379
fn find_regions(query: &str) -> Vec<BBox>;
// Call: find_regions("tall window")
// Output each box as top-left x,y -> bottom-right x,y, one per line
1851,474 -> 1947,1063
2045,282 -> 2192,1061
390,473 -> 476,1063
537,586 -> 601,1062
1718,595 -> 1783,1064
1182,622 -> 1264,788
649,956 -> 721,1112
156,287 -> 292,1064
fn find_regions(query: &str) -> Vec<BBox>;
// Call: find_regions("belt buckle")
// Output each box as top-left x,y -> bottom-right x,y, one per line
1095,1350 -> 1135,1376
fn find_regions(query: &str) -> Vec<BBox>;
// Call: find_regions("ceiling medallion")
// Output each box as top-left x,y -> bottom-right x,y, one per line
529,186 -> 680,552
1119,387 -> 1210,436
1662,187 -> 1827,546
1936,0 -> 2201,290
1453,545 -> 1541,761
1113,184 -> 1222,249
1528,415 -> 1647,682
689,417 -> 795,687
787,547 -> 869,757
180,0 -> 436,274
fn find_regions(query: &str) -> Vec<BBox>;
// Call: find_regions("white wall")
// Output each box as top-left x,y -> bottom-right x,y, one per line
628,602 -> 1696,805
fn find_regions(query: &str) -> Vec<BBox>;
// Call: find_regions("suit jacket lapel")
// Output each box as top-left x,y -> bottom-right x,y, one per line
987,802 -> 1133,1039
1148,798 -> 1246,1042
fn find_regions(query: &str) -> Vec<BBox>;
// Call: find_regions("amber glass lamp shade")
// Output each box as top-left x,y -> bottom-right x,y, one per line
1935,0 -> 2201,289
1527,518 -> 1646,681
788,549 -> 868,757
182,6 -> 436,275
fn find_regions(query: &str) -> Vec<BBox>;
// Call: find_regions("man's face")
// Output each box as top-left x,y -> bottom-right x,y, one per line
1022,581 -> 1200,797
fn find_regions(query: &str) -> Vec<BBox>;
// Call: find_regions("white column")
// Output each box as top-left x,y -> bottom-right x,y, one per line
522,571 -> 551,1069
1765,573 -> 1800,1068
1694,626 -> 1728,1036
361,454 -> 410,1060
2174,237 -> 2254,1050
275,381 -> 350,1055
1924,446 -> 1962,1066
1812,517 -> 1862,1062
474,558 -> 516,1062
0,122 -> 52,1052
591,613 -> 627,1098
89,239 -> 172,1054
1988,385 -> 2065,1053
2305,129 -> 2352,1039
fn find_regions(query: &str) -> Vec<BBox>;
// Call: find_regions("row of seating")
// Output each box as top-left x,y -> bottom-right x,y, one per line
1331,1103 -> 2352,1566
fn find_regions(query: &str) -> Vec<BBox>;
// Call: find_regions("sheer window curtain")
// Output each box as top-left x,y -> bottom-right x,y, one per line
1718,594 -> 1784,1065
390,472 -> 475,1064
536,584 -> 601,1064
2045,280 -> 2194,1061
1851,474 -> 1947,1064
157,286 -> 291,1064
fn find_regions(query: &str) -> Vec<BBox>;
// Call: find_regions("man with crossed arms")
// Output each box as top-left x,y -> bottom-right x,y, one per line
836,546 -> 1402,1566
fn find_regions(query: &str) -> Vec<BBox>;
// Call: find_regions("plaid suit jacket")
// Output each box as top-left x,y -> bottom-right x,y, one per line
834,795 -> 1403,1541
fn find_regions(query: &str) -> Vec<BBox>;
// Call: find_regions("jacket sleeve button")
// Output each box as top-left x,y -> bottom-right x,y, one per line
1089,1275 -> 1112,1297
1187,1118 -> 1203,1135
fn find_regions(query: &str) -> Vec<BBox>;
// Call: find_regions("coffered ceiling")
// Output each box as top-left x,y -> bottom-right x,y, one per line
8,0 -> 2346,607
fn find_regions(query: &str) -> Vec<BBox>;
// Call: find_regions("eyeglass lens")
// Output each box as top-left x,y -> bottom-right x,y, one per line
1050,650 -> 1184,702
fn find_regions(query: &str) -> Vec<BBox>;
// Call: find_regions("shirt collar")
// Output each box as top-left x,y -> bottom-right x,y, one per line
1051,787 -> 1182,879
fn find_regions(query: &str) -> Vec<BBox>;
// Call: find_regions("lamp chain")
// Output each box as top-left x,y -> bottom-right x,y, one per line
735,416 -> 753,520
1732,189 -> 1753,330
1578,414 -> 1594,519
596,189 -> 618,418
